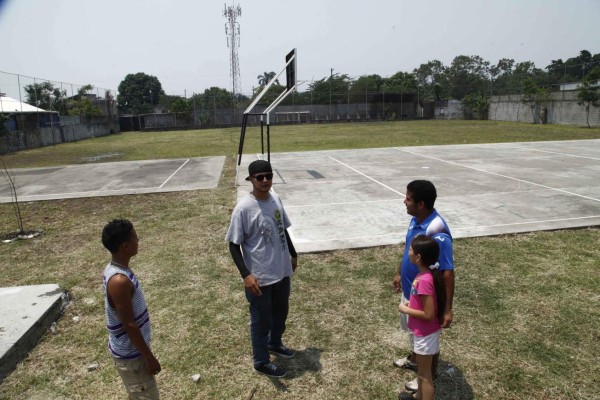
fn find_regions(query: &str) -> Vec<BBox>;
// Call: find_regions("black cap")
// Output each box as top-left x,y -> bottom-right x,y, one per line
246,160 -> 272,181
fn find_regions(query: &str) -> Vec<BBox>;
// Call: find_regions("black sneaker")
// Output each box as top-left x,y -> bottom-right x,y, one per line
269,345 -> 295,358
254,362 -> 286,378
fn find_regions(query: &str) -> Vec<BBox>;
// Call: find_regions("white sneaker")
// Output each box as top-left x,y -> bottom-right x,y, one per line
393,355 -> 418,371
405,377 -> 437,392
405,377 -> 418,392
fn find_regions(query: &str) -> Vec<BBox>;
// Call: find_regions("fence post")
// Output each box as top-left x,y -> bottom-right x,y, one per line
347,86 -> 350,120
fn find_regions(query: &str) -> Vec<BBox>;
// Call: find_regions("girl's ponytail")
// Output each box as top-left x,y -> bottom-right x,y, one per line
431,268 -> 447,324
411,235 -> 447,324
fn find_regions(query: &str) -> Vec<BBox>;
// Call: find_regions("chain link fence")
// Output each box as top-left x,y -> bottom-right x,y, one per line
2,59 -> 599,150
139,61 -> 600,130
0,70 -> 119,153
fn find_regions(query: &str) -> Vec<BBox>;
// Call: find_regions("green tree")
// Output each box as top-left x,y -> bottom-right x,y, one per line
546,58 -> 565,85
308,74 -> 351,105
462,93 -> 489,120
251,81 -> 287,104
171,97 -> 191,113
514,61 -> 547,87
117,73 -> 164,114
447,55 -> 491,100
257,71 -> 278,86
383,71 -> 418,93
192,87 -> 234,110
490,58 -> 515,95
23,82 -> 68,112
546,50 -> 600,86
568,50 -> 593,80
349,74 -> 384,103
66,84 -> 102,117
522,77 -> 552,124
413,60 -> 448,101
577,67 -> 600,128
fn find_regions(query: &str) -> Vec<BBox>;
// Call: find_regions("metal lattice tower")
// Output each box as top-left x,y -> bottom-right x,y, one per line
223,2 -> 242,100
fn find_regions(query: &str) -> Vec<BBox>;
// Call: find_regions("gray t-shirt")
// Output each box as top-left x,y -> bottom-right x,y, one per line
225,191 -> 293,286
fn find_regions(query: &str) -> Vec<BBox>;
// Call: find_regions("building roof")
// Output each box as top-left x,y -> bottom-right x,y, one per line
0,95 -> 56,114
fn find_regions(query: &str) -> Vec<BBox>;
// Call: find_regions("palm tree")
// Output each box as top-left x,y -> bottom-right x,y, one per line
257,71 -> 279,86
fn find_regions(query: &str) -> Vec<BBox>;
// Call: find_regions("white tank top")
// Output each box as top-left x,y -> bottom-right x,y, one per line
103,261 -> 152,359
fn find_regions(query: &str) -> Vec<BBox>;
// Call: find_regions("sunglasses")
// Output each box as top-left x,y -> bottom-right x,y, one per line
253,173 -> 274,181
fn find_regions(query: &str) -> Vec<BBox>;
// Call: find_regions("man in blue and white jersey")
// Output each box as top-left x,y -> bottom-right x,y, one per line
392,180 -> 455,393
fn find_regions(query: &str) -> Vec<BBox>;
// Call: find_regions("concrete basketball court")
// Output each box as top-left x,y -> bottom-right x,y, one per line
0,156 -> 225,203
237,139 -> 600,253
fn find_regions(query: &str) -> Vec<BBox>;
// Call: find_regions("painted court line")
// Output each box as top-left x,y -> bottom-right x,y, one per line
286,198 -> 399,209
159,158 -> 190,188
456,214 -> 600,230
328,156 -> 405,197
395,148 -> 600,203
512,146 -> 600,161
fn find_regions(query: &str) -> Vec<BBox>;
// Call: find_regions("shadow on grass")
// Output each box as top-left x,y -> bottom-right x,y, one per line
397,359 -> 474,400
435,360 -> 474,400
266,347 -> 323,392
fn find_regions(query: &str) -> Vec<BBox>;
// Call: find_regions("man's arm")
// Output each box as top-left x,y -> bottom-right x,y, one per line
107,275 -> 161,375
433,234 -> 454,328
393,244 -> 405,293
285,229 -> 298,271
441,269 -> 455,328
229,242 -> 262,296
393,270 -> 401,293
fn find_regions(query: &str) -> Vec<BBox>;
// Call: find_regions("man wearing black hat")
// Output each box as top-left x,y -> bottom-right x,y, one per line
226,160 -> 298,378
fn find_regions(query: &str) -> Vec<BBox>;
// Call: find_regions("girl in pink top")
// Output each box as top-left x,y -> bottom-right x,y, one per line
399,235 -> 447,400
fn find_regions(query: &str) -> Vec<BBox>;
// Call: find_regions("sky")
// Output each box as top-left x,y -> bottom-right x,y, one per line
0,0 -> 599,99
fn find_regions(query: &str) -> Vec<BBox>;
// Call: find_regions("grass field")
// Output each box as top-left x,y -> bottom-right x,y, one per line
1,120 -> 599,399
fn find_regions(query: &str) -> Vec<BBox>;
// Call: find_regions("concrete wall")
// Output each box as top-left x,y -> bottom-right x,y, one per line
1,116 -> 119,153
489,91 -> 600,127
138,101 -> 421,130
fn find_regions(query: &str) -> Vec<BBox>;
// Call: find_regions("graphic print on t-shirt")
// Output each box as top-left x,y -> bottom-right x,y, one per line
274,209 -> 287,251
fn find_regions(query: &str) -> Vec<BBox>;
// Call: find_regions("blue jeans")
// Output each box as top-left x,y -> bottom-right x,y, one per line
245,277 -> 291,367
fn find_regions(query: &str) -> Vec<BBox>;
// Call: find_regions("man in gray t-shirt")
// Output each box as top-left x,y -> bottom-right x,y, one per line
226,160 -> 298,378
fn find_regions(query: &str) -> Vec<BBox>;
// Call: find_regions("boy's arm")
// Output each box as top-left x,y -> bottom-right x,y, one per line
107,274 -> 161,375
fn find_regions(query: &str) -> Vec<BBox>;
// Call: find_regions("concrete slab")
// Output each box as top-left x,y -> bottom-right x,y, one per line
0,284 -> 65,383
0,156 -> 225,203
236,140 -> 600,253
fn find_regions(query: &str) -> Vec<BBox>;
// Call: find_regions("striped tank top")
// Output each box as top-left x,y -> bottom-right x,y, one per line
103,261 -> 152,359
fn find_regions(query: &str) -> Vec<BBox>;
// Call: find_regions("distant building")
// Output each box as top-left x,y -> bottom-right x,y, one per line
559,81 -> 600,91
0,95 -> 59,132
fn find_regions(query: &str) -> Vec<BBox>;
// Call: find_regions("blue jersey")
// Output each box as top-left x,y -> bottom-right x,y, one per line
400,209 -> 454,300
